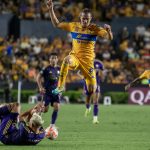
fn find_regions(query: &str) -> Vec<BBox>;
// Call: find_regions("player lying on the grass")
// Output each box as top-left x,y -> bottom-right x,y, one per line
78,59 -> 105,124
47,0 -> 113,97
36,53 -> 60,131
0,102 -> 45,145
125,70 -> 150,91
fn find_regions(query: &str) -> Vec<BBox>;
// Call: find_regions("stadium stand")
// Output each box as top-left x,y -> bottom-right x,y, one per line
0,0 -> 149,84
0,0 -> 150,21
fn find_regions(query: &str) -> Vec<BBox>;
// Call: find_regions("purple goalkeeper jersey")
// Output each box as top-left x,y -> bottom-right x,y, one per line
0,105 -> 45,145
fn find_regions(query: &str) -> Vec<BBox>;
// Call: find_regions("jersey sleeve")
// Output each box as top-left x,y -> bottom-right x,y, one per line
58,22 -> 73,32
90,24 -> 108,38
95,27 -> 108,38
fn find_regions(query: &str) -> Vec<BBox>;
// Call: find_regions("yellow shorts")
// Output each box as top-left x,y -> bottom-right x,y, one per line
68,54 -> 96,87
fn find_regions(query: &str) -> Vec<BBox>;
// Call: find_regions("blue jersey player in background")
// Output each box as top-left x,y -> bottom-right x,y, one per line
37,53 -> 60,132
78,59 -> 105,124
0,102 -> 45,145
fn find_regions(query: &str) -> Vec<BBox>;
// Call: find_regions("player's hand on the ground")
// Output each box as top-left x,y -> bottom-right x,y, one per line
47,0 -> 53,9
104,24 -> 111,32
125,84 -> 130,91
39,87 -> 46,94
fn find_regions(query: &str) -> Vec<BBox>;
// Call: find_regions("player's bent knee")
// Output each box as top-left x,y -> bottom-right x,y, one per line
87,83 -> 97,93
63,56 -> 71,64
87,87 -> 96,94
93,99 -> 99,105
53,103 -> 60,111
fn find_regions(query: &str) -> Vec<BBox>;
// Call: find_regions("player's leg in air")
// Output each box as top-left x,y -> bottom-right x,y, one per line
52,55 -> 79,95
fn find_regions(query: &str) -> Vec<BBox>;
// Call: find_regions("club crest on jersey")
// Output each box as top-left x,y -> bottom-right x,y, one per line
77,34 -> 82,38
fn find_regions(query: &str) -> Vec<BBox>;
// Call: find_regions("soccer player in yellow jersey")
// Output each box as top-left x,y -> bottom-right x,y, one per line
125,70 -> 150,91
46,0 -> 113,100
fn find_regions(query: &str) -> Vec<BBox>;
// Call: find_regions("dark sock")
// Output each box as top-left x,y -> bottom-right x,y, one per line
86,104 -> 90,109
93,104 -> 99,116
51,110 -> 58,124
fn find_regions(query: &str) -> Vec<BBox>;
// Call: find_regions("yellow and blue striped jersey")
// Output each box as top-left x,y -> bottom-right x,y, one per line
58,22 -> 108,61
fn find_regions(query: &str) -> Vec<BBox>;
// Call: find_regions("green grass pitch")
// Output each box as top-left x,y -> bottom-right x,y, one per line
1,104 -> 150,150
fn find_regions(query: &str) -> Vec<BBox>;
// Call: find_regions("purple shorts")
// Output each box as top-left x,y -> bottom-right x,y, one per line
44,94 -> 60,107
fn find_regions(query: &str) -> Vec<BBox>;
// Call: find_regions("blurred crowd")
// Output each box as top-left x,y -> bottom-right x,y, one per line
0,0 -> 150,21
0,23 -> 149,84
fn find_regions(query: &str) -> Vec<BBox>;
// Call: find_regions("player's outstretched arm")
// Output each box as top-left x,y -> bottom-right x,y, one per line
47,0 -> 60,27
19,103 -> 43,122
125,77 -> 141,91
36,73 -> 46,94
104,24 -> 113,40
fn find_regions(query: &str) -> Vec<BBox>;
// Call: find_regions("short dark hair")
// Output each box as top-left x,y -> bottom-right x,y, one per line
81,8 -> 92,15
49,53 -> 57,57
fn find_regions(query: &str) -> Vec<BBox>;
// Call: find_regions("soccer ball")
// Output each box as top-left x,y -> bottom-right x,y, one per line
45,126 -> 58,140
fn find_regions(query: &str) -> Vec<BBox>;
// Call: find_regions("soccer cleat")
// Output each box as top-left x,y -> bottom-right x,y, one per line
93,120 -> 99,124
52,87 -> 64,95
50,124 -> 59,131
93,116 -> 99,124
84,107 -> 91,117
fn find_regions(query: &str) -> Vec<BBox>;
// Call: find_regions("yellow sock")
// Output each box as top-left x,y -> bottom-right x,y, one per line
58,62 -> 69,88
